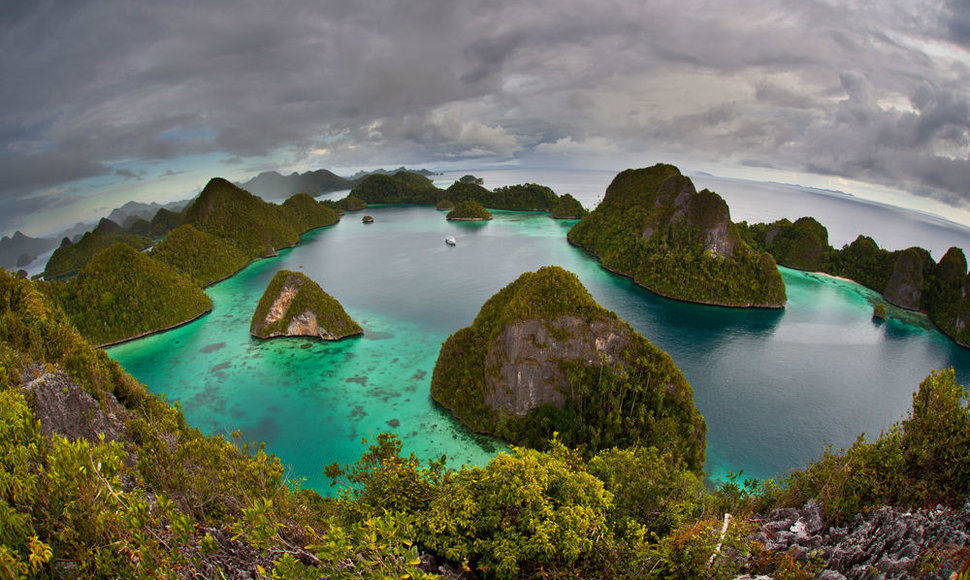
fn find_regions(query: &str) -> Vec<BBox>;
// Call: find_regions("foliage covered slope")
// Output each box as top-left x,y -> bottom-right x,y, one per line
150,224 -> 250,287
430,265 -> 706,470
43,219 -> 152,280
182,178 -> 301,260
250,270 -> 362,340
568,164 -> 786,307
52,243 -> 212,346
551,193 -> 588,219
445,200 -> 493,221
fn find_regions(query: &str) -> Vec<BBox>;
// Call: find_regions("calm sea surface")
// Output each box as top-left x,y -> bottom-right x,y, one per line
107,168 -> 970,489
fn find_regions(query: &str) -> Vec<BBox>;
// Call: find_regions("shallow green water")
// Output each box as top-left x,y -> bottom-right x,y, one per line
108,205 -> 970,489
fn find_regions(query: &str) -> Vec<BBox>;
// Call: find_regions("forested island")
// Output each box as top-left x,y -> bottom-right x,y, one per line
567,164 -> 786,308
430,265 -> 706,470
445,200 -> 492,221
738,216 -> 970,348
250,270 -> 362,340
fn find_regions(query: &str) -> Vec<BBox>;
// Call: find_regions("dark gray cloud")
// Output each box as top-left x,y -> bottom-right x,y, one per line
1,0 -> 969,235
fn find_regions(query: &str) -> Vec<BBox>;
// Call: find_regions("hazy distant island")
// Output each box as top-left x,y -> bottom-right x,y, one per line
431,265 -> 706,469
567,163 -> 786,308
739,216 -> 970,348
250,270 -> 362,340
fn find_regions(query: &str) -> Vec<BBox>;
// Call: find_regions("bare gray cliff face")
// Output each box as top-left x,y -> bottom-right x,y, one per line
482,315 -> 634,417
641,176 -> 737,258
19,365 -> 129,444
884,250 -> 930,310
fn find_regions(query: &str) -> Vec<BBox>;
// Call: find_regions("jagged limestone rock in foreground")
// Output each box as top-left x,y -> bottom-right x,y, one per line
250,270 -> 361,340
567,163 -> 786,308
430,265 -> 706,470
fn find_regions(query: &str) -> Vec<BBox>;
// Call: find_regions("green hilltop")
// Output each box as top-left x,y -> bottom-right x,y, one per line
567,164 -> 787,307
50,243 -> 211,346
430,265 -> 706,470
43,219 -> 152,280
445,200 -> 492,221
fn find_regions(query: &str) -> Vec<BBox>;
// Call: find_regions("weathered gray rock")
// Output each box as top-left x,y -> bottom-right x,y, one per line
483,315 -> 635,417
751,501 -> 970,579
19,366 -> 128,444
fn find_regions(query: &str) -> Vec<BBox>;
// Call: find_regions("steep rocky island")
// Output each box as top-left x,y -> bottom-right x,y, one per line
567,164 -> 786,308
250,270 -> 361,340
430,265 -> 706,469
739,217 -> 970,348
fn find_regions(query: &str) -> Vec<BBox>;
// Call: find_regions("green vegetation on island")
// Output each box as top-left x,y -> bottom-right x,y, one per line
551,192 -> 589,219
43,219 -> 152,280
2,266 -> 970,578
435,198 -> 455,210
567,164 -> 786,307
445,181 -> 559,211
445,200 -> 493,221
349,171 -> 440,205
335,195 -> 367,211
430,265 -> 706,470
182,178 -> 300,260
250,270 -> 362,340
278,193 -> 342,234
49,243 -> 211,346
150,224 -> 250,287
738,217 -> 970,348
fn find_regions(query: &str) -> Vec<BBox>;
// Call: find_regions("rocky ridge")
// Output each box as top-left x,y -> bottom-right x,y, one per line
746,500 -> 970,579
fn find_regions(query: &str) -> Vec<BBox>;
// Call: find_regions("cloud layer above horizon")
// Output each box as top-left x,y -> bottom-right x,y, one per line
1,0 -> 969,234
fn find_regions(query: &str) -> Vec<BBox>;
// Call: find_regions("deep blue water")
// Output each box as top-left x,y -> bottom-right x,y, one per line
107,170 -> 970,490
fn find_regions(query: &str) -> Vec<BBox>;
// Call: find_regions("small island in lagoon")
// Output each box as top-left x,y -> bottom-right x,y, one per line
250,269 -> 362,340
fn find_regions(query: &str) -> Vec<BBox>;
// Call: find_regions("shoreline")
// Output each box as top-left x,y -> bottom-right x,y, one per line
98,306 -> 213,349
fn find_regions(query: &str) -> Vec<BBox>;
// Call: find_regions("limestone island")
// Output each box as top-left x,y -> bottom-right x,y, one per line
567,163 -> 786,308
550,193 -> 588,219
430,265 -> 706,469
250,270 -> 362,340
361,215 -> 374,223
446,200 -> 492,221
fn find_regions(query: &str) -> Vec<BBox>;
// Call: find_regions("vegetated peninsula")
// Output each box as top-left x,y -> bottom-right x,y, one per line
430,265 -> 706,469
250,270 -> 361,340
445,200 -> 492,221
567,164 -> 786,308
739,217 -> 970,348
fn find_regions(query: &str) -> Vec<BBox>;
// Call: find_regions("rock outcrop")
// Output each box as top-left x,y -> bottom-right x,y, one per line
19,365 -> 129,444
250,270 -> 362,340
749,500 -> 970,579
430,265 -> 706,469
883,247 -> 933,310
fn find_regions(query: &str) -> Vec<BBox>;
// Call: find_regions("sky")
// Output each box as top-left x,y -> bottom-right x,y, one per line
1,0 -> 969,237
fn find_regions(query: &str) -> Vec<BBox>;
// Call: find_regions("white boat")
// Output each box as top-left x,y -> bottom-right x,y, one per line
445,236 -> 457,246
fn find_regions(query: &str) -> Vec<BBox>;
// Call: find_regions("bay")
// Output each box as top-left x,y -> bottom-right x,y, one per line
107,169 -> 970,491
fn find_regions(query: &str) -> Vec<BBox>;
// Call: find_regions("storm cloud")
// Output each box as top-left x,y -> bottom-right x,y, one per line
1,0 -> 968,234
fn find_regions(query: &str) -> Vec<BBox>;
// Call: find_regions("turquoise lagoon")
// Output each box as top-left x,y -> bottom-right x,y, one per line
108,201 -> 970,490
